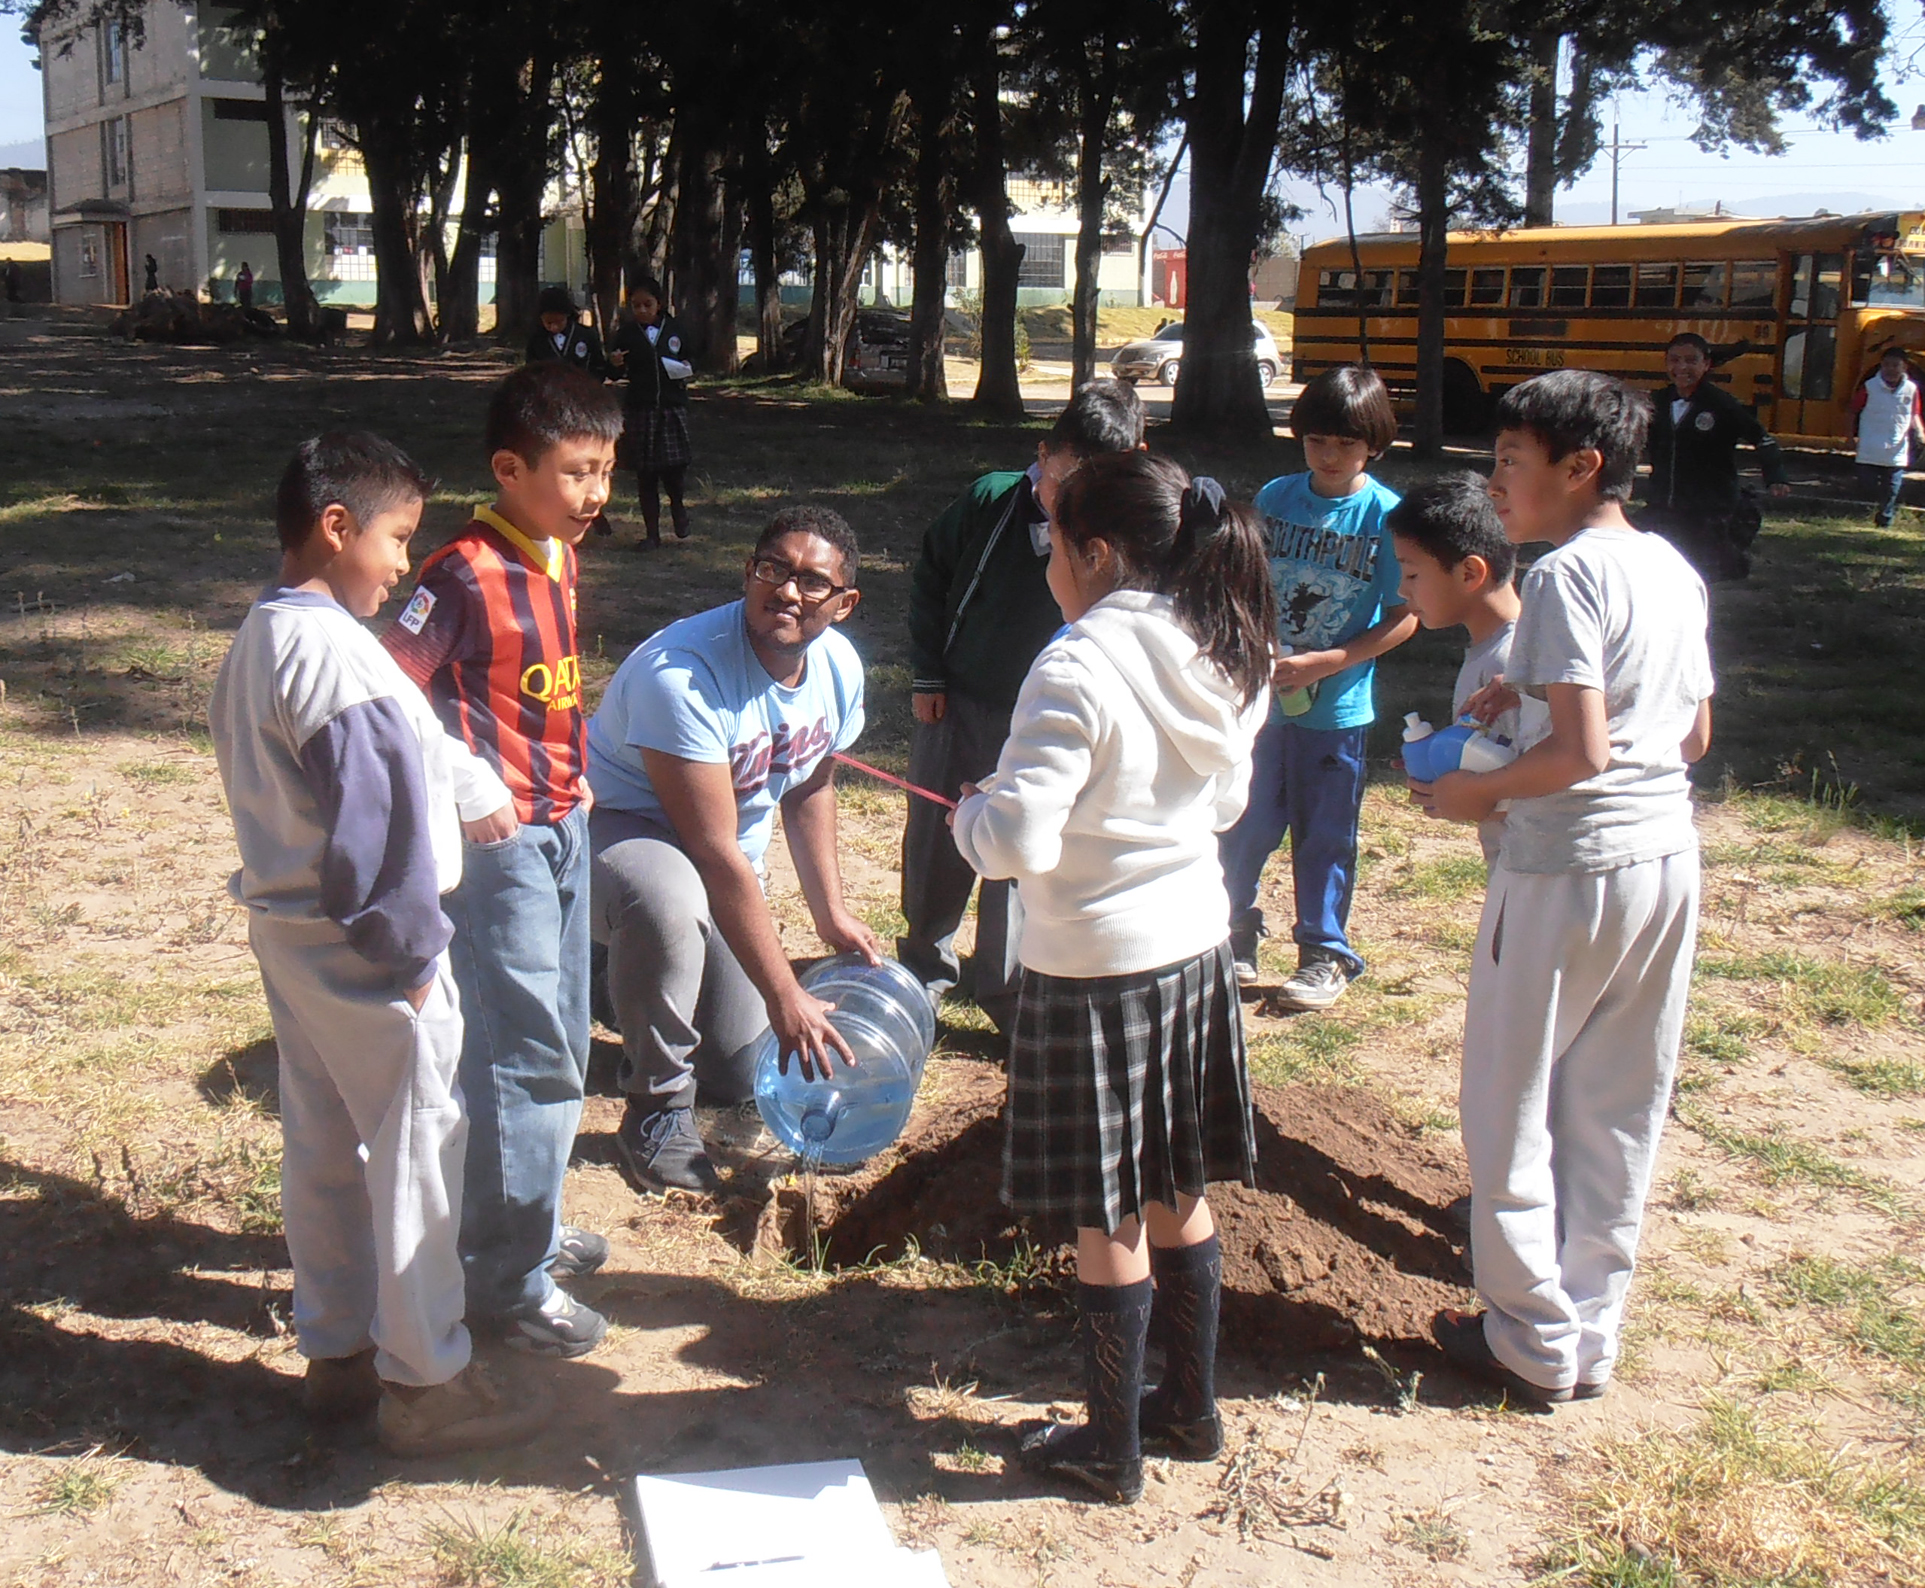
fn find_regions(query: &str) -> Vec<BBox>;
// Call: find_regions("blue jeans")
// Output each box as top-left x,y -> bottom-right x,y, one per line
1218,719 -> 1368,976
444,806 -> 590,1317
1858,462 -> 1906,526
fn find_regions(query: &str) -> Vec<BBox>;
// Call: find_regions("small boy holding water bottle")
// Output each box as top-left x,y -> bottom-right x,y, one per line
1217,365 -> 1415,1008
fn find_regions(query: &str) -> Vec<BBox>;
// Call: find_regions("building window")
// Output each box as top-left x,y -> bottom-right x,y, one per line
1013,232 -> 1066,289
218,208 -> 277,234
212,98 -> 271,122
324,211 -> 375,254
318,119 -> 353,151
945,250 -> 969,289
104,20 -> 125,85
79,234 -> 100,277
104,118 -> 130,187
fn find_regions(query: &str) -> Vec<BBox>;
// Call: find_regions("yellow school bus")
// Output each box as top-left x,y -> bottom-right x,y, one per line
1293,212 -> 1925,444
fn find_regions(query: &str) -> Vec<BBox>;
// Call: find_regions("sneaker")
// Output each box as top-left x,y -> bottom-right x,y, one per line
548,1225 -> 609,1281
304,1348 -> 380,1424
377,1360 -> 549,1458
502,1283 -> 608,1359
1270,957 -> 1350,1012
1433,1309 -> 1571,1408
1229,913 -> 1265,989
615,1102 -> 723,1195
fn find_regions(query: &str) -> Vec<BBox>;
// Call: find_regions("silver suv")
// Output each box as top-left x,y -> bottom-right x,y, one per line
1111,319 -> 1282,387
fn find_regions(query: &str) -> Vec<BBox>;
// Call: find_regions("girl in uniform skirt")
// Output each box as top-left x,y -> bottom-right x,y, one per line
607,275 -> 694,548
950,452 -> 1277,1504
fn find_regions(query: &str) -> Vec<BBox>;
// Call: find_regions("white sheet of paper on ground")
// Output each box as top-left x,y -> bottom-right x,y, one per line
631,1459 -> 950,1588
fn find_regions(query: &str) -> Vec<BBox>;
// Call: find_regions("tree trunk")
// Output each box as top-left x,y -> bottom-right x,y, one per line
744,152 -> 785,368
442,137 -> 493,343
1523,31 -> 1560,227
262,59 -> 320,340
587,54 -> 640,333
1069,44 -> 1116,390
904,74 -> 952,402
362,121 -> 435,345
968,39 -> 1024,415
806,204 -> 876,386
490,50 -> 558,347
1412,136 -> 1450,456
1168,8 -> 1287,438
671,135 -> 734,373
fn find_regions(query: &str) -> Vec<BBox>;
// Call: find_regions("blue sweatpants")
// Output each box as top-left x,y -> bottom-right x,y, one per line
1218,718 -> 1368,977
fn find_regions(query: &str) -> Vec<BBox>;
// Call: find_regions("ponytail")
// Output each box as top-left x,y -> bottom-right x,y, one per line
1054,453 -> 1278,709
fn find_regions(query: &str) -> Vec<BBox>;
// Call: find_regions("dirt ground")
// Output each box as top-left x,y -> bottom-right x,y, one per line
2,308 -> 1923,1587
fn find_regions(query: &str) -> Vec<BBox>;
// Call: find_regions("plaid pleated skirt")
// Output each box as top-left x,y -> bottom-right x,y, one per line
620,407 -> 693,471
1003,941 -> 1256,1233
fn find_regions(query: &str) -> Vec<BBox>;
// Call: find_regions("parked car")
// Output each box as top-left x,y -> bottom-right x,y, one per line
1111,319 -> 1282,388
778,309 -> 915,392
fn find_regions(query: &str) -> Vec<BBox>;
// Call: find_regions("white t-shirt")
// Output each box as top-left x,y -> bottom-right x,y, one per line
1500,527 -> 1713,874
1453,620 -> 1549,866
586,600 -> 865,865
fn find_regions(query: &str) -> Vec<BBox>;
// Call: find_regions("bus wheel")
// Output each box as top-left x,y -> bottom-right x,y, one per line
1441,360 -> 1490,433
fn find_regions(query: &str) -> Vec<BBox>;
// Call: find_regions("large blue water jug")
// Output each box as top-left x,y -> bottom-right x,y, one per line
753,955 -> 938,1166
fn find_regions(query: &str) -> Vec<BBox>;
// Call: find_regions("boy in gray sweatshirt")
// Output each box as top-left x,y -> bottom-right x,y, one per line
210,432 -> 543,1458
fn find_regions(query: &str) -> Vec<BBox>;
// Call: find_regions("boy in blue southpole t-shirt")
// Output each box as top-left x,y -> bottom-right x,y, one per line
1219,365 -> 1415,1010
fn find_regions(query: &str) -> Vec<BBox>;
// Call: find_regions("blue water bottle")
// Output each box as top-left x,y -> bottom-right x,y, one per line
753,955 -> 938,1166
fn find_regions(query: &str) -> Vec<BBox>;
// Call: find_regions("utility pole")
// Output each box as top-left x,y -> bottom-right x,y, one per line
1607,119 -> 1647,226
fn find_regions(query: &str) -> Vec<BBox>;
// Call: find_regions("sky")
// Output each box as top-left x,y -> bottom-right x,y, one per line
4,15 -> 1922,229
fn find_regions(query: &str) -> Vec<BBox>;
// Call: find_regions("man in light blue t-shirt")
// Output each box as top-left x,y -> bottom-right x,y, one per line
587,507 -> 882,1194
1218,366 -> 1416,1011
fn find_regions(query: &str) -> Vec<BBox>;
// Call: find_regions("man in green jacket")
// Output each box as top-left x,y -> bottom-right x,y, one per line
901,380 -> 1144,1031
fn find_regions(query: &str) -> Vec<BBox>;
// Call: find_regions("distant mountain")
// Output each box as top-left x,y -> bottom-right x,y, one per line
0,138 -> 44,171
1554,192 -> 1915,226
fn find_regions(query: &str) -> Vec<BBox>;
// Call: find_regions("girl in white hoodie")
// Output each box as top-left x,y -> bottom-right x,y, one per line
951,452 -> 1276,1504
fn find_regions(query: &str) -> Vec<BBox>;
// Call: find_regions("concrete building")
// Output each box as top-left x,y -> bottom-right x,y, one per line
0,167 -> 50,244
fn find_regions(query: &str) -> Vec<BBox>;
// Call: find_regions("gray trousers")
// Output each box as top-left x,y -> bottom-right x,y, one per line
589,807 -> 767,1112
251,922 -> 471,1387
898,692 -> 1024,1031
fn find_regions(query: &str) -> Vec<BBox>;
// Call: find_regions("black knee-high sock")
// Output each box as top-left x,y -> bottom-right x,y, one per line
637,470 -> 661,538
1070,1278 -> 1151,1462
1141,1236 -> 1221,1425
664,466 -> 689,532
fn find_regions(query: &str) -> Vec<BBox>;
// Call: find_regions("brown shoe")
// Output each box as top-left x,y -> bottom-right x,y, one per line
376,1360 -> 549,1458
304,1348 -> 380,1424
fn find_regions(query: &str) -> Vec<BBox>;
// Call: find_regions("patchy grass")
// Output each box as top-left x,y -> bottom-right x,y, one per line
30,1454 -> 122,1517
424,1508 -> 629,1588
1773,1254 -> 1925,1376
1245,1019 -> 1362,1085
1389,852 -> 1489,903
1686,1114 -> 1908,1216
1828,1055 -> 1925,1098
1694,950 -> 1903,1030
1547,1398 -> 1925,1588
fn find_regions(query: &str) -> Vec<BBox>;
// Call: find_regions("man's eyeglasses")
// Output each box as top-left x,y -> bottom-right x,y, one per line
749,557 -> 851,603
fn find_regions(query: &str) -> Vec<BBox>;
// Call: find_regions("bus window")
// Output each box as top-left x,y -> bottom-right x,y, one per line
1728,261 -> 1775,309
1681,262 -> 1727,308
1857,252 -> 1925,308
1783,328 -> 1806,399
1318,269 -> 1392,307
1803,323 -> 1837,400
1550,265 -> 1589,307
1789,254 -> 1812,317
1812,254 -> 1843,320
1396,270 -> 1421,307
1443,268 -> 1467,307
1508,266 -> 1545,308
1469,267 -> 1505,306
1591,265 -> 1631,307
1635,263 -> 1679,307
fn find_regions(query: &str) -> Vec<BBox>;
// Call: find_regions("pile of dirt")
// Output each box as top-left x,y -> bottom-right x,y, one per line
108,291 -> 282,345
794,1058 -> 1473,1354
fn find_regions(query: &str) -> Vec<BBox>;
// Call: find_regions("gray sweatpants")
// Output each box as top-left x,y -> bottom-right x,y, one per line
589,807 -> 768,1112
899,692 -> 1023,1030
250,920 -> 471,1388
1460,852 -> 1699,1392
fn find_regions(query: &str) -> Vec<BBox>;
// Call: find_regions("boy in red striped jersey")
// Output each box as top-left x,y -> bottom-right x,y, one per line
385,364 -> 620,1359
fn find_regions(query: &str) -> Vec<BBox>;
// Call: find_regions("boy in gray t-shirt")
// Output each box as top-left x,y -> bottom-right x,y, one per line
1419,372 -> 1713,1408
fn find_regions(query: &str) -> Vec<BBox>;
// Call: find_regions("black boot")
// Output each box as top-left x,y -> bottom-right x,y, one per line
1139,1236 -> 1224,1459
1018,1279 -> 1149,1504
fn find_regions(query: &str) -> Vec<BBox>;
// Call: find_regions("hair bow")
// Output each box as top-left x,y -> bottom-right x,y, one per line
1180,476 -> 1227,539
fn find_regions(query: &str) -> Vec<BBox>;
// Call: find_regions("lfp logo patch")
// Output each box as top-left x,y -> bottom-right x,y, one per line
396,585 -> 436,635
